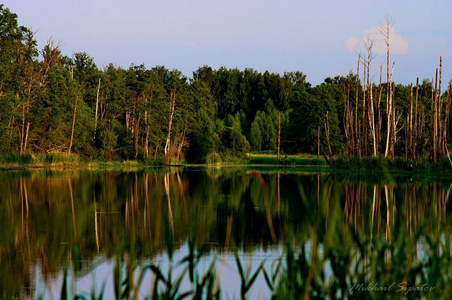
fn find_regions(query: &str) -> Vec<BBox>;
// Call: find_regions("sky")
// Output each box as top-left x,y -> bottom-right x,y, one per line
4,0 -> 452,86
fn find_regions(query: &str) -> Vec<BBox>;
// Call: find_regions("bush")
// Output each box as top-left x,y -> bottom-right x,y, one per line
205,152 -> 222,165
388,157 -> 414,171
143,157 -> 164,166
330,156 -> 357,170
361,156 -> 386,171
44,153 -> 80,164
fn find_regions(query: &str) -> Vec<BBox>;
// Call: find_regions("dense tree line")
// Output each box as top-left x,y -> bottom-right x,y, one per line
1,5 -> 451,163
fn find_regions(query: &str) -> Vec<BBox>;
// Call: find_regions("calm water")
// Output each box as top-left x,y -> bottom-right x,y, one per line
0,167 -> 451,298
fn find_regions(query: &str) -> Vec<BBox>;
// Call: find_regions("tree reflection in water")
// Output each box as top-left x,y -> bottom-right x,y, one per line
0,168 -> 450,298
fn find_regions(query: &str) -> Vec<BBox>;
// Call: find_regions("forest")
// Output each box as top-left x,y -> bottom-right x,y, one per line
1,5 -> 451,165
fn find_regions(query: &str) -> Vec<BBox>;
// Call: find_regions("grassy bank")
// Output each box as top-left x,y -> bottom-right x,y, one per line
330,155 -> 452,173
245,152 -> 327,166
4,152 -> 452,174
0,152 -> 329,168
0,153 -> 165,169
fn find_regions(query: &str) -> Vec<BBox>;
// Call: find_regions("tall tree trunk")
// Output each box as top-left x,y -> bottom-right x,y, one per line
370,82 -> 377,156
414,78 -> 419,159
324,112 -> 333,157
377,63 -> 383,155
133,114 -> 141,159
362,60 -> 368,156
176,119 -> 188,161
94,77 -> 101,138
384,63 -> 395,157
409,83 -> 413,159
390,82 -> 396,157
433,70 -> 438,163
438,57 -> 443,156
68,90 -> 81,154
444,81 -> 452,159
355,55 -> 361,158
164,89 -> 176,156
24,122 -> 30,154
277,112 -> 281,160
144,94 -> 153,158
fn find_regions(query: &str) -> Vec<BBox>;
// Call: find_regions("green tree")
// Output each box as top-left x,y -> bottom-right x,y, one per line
249,118 -> 262,151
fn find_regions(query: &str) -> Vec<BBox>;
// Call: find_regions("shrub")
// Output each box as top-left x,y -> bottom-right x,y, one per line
143,157 -> 164,166
361,156 -> 386,171
205,152 -> 222,165
330,156 -> 353,170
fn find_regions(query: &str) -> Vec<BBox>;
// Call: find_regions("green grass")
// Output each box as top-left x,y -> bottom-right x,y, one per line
330,155 -> 452,173
246,153 -> 327,166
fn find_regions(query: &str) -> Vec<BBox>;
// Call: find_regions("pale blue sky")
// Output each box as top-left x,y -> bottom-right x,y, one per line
4,0 -> 452,85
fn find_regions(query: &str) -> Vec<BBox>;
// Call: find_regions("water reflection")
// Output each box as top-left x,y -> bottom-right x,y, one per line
0,168 -> 450,298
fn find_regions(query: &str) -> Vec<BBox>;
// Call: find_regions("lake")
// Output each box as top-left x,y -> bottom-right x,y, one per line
0,167 -> 450,299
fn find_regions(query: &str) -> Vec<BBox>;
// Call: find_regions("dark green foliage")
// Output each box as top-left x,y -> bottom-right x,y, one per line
143,157 -> 164,165
249,118 -> 262,151
205,152 -> 222,165
0,153 -> 32,164
219,127 -> 250,158
329,156 -> 360,170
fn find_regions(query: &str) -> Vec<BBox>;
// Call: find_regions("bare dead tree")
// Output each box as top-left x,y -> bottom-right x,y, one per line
433,69 -> 438,162
384,62 -> 395,157
355,53 -> 361,158
377,63 -> 384,154
362,36 -> 377,156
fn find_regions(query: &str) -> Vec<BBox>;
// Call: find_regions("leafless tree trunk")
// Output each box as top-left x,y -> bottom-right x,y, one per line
324,112 -> 333,157
377,63 -> 383,154
391,81 -> 397,157
94,77 -> 101,138
433,70 -> 438,162
176,118 -> 189,161
363,37 -> 376,156
414,78 -> 419,159
164,89 -> 177,156
343,80 -> 354,156
144,94 -> 153,158
438,57 -> 443,156
277,112 -> 281,160
384,62 -> 395,157
355,54 -> 361,158
444,81 -> 452,159
133,113 -> 141,159
68,88 -> 82,154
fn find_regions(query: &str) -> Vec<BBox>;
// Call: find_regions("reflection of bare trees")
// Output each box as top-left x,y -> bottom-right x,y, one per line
68,178 -> 77,236
342,181 -> 450,238
2,170 -> 452,298
164,172 -> 174,234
